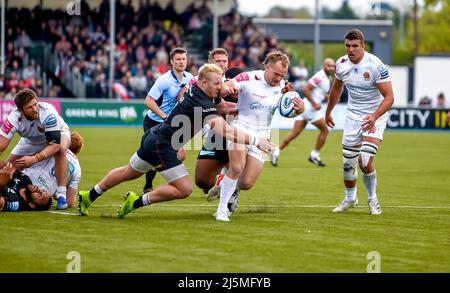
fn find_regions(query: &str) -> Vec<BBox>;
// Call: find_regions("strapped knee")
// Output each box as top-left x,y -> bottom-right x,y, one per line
342,146 -> 359,181
360,142 -> 378,172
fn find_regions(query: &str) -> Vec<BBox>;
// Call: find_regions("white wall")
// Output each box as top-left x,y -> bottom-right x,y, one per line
390,66 -> 409,107
414,56 -> 450,106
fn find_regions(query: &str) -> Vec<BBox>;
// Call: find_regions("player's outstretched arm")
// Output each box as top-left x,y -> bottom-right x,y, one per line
0,136 -> 11,157
207,116 -> 273,153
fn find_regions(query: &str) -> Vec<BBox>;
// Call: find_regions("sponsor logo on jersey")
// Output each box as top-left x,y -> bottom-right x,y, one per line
1,119 -> 14,134
341,58 -> 347,63
363,71 -> 370,80
37,125 -> 45,133
251,93 -> 266,99
249,102 -> 277,111
202,107 -> 216,113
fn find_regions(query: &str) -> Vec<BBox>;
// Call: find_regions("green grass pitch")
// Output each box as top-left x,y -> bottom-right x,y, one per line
0,128 -> 449,272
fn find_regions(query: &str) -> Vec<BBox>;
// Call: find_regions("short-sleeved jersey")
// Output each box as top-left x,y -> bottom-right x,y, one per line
156,85 -> 218,145
21,149 -> 81,196
231,70 -> 285,135
1,172 -> 33,212
335,51 -> 390,121
146,69 -> 193,123
0,102 -> 68,144
305,69 -> 331,108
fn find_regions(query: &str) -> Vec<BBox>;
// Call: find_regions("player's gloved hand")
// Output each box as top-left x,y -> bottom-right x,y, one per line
293,97 -> 305,115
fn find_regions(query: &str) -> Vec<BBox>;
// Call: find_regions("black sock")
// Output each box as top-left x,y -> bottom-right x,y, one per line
89,188 -> 101,202
133,196 -> 144,209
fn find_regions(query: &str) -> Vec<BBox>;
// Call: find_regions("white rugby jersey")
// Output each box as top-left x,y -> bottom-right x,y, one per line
22,150 -> 81,195
0,102 -> 69,144
305,69 -> 331,108
231,70 -> 285,135
335,51 -> 390,120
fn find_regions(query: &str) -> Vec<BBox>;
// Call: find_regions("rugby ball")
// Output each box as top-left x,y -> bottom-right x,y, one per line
278,91 -> 300,118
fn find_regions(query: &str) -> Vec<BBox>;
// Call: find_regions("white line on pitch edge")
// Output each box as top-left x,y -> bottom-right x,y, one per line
93,204 -> 450,209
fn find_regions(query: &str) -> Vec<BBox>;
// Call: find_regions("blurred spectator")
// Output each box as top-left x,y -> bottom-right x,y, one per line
291,61 -> 309,92
22,63 -> 36,80
418,96 -> 432,107
436,92 -> 447,109
4,2 -> 287,99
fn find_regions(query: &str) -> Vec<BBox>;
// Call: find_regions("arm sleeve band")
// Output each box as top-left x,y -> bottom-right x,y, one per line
45,130 -> 61,144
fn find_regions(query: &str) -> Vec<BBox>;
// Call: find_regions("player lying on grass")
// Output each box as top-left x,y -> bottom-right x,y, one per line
0,131 -> 83,209
0,162 -> 52,212
78,63 -> 273,218
0,88 -> 71,210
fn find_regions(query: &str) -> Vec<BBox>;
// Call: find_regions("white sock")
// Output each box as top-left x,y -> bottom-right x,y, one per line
94,184 -> 104,195
56,186 -> 66,199
220,167 -> 228,175
345,187 -> 357,201
142,192 -> 151,206
363,170 -> 377,200
311,149 -> 319,158
218,175 -> 238,213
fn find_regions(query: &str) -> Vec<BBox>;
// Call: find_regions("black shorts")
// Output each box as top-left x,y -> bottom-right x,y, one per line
143,115 -> 161,132
136,128 -> 181,172
197,130 -> 229,164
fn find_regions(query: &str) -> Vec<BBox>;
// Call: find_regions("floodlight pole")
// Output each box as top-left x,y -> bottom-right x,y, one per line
1,0 -> 5,76
313,0 -> 320,72
108,0 -> 115,99
213,0 -> 218,49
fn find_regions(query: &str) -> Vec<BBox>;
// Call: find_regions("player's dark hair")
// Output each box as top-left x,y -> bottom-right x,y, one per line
24,185 -> 52,211
208,48 -> 228,61
344,28 -> 365,44
225,67 -> 244,80
14,88 -> 38,110
169,47 -> 187,60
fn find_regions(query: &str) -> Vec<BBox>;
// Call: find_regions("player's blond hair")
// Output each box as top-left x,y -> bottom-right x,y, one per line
263,51 -> 290,67
70,132 -> 84,155
198,63 -> 223,81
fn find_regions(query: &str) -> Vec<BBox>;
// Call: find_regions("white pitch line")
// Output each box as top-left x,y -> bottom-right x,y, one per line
94,204 -> 450,209
44,211 -> 79,216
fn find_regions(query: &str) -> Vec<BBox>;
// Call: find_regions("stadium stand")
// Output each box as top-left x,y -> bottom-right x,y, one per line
1,0 -> 291,99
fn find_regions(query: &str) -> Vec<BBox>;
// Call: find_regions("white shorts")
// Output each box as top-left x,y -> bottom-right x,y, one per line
342,113 -> 388,146
228,122 -> 268,163
295,108 -> 323,123
11,127 -> 71,156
